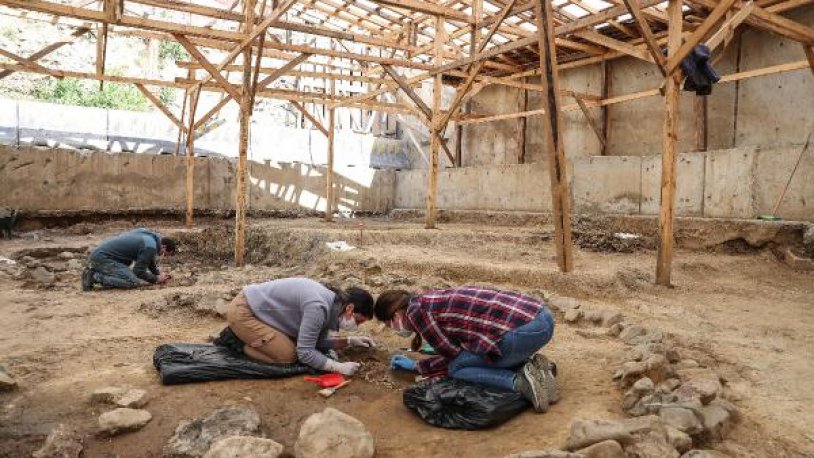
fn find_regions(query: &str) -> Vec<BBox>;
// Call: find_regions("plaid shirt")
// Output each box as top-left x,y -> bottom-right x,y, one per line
405,286 -> 548,376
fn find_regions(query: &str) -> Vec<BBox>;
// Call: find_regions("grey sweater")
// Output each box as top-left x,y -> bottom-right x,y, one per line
243,277 -> 341,369
90,228 -> 162,283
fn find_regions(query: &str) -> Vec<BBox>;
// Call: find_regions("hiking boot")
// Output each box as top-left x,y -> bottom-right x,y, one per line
529,353 -> 560,405
514,362 -> 550,413
81,267 -> 94,291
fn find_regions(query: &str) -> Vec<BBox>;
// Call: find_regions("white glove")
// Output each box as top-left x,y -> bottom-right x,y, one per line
323,359 -> 361,376
347,336 -> 376,348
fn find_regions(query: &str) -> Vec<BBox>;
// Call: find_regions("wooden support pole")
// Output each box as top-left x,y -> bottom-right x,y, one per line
694,95 -> 708,151
574,95 -> 607,149
518,84 -> 528,163
96,23 -> 108,90
135,83 -> 185,130
174,84 -> 189,156
325,107 -> 335,222
235,0 -> 256,267
804,44 -> 814,76
425,15 -> 446,229
534,0 -> 574,272
185,84 -> 201,228
601,61 -> 612,155
656,0 -> 684,286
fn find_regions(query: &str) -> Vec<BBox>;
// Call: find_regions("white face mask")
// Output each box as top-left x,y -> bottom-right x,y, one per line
339,316 -> 358,332
390,313 -> 413,338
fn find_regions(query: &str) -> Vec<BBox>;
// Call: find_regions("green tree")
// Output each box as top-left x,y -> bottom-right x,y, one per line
33,78 -> 150,111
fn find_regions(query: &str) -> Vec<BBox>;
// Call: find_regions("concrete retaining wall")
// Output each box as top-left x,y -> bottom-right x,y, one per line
0,145 -> 395,214
395,146 -> 814,222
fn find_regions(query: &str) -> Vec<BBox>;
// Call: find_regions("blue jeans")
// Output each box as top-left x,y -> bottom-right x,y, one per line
447,310 -> 555,392
89,254 -> 142,289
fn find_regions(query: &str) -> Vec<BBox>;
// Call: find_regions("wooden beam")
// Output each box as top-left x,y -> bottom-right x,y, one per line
704,1 -> 755,51
622,0 -> 668,74
174,34 -> 243,102
656,0 -> 684,286
601,61 -> 612,155
365,0 -> 474,23
0,26 -> 90,80
574,95 -> 607,149
325,107 -> 335,222
805,44 -> 814,77
134,83 -> 185,131
694,95 -> 708,151
575,30 -> 655,63
380,65 -> 433,124
534,0 -> 574,272
96,23 -> 108,89
185,84 -> 202,228
666,0 -> 739,75
0,48 -> 52,74
426,15 -> 446,229
290,101 -> 329,136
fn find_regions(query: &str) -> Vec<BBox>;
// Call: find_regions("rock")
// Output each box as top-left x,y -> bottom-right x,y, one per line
548,296 -> 581,311
91,386 -> 127,404
708,399 -> 741,423
665,426 -> 693,453
57,252 -> 75,260
575,440 -> 625,458
164,405 -> 261,457
602,312 -> 625,327
659,407 -> 703,435
29,266 -> 56,286
208,327 -> 225,342
115,389 -> 148,408
619,325 -> 647,343
91,387 -> 147,408
203,436 -> 284,458
98,408 -> 152,435
564,309 -> 583,323
20,256 -> 39,266
674,378 -> 721,405
623,430 -> 680,458
565,419 -> 633,451
576,329 -> 607,339
583,310 -> 604,323
32,424 -> 83,458
676,359 -> 699,369
680,450 -> 729,458
0,370 -> 17,391
698,403 -> 732,441
608,323 -> 624,337
505,451 -> 585,458
66,259 -> 84,270
633,377 -> 655,395
803,225 -> 814,248
214,298 -> 230,317
666,348 -> 681,363
295,408 -> 374,458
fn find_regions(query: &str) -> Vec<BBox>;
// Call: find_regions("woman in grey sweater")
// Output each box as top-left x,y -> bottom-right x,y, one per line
226,277 -> 375,375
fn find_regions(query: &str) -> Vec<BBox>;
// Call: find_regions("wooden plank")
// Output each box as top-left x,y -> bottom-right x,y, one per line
601,60 -> 611,155
134,83 -> 185,130
0,48 -> 52,74
365,0 -> 474,23
574,95 -> 607,149
704,1 -> 755,51
174,34 -> 242,101
0,26 -> 90,80
96,23 -> 108,89
621,0 -> 668,74
656,0 -> 684,286
325,107 -> 335,222
290,101 -> 329,136
805,44 -> 814,77
694,95 -> 708,151
666,0 -> 739,74
426,15 -> 446,230
534,0 -> 574,272
185,84 -> 202,228
175,79 -> 190,156
381,64 -> 433,124
575,30 -> 655,63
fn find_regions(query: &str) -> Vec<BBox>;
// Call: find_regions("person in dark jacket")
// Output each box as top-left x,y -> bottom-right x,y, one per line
81,228 -> 176,291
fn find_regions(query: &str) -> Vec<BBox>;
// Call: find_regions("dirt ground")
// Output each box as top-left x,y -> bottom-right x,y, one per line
1,216 -> 813,457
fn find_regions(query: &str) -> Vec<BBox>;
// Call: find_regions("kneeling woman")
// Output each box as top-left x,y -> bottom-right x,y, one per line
376,286 -> 558,412
226,277 -> 375,376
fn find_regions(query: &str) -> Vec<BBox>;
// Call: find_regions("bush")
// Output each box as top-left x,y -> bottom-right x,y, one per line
159,86 -> 176,105
33,77 -> 149,110
159,40 -> 188,62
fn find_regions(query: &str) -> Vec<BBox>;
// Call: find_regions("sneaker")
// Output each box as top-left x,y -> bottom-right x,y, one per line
529,353 -> 560,405
81,267 -> 94,291
514,362 -> 550,413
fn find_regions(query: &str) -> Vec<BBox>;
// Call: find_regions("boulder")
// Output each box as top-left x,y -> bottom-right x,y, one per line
98,408 -> 152,435
565,417 -> 662,451
623,430 -> 680,458
91,387 -> 147,408
164,405 -> 261,458
698,403 -> 732,441
674,378 -> 721,405
0,370 -> 17,391
116,389 -> 148,408
575,440 -> 625,458
29,266 -> 56,286
203,436 -> 284,458
32,424 -> 83,458
564,309 -> 583,323
665,426 -> 693,454
659,407 -> 703,435
294,408 -> 374,458
658,379 -> 681,394
633,377 -> 655,396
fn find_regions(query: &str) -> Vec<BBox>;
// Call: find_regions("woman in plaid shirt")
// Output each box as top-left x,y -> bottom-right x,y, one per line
375,285 -> 558,413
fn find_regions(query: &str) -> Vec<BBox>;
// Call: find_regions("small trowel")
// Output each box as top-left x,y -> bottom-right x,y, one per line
318,380 -> 351,398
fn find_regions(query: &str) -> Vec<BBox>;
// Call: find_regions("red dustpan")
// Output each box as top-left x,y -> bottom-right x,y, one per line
304,373 -> 346,388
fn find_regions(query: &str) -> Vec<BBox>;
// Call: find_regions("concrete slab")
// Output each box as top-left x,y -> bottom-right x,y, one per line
641,152 -> 706,216
753,145 -> 814,221
703,147 -> 757,218
108,110 -> 179,154
0,98 -> 18,146
572,156 -> 642,214
18,100 -> 108,150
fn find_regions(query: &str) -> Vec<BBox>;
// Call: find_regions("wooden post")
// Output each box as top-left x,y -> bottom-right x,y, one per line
96,23 -> 107,90
694,95 -> 708,151
518,83 -> 528,163
534,0 -> 574,272
425,15 -> 446,229
185,83 -> 201,228
325,107 -> 335,222
235,0 -> 256,266
601,61 -> 612,155
655,0 -> 684,286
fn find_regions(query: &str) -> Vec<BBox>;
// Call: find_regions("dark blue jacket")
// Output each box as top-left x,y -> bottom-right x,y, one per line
91,228 -> 162,283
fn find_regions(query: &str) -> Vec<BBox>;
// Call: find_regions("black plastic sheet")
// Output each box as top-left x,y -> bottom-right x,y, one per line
403,378 -> 529,430
153,343 -> 315,385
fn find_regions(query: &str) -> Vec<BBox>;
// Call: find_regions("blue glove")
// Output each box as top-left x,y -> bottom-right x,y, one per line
390,355 -> 417,371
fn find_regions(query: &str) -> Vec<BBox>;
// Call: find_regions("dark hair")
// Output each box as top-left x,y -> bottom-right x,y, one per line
374,289 -> 412,321
161,237 -> 177,255
323,283 -> 374,319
